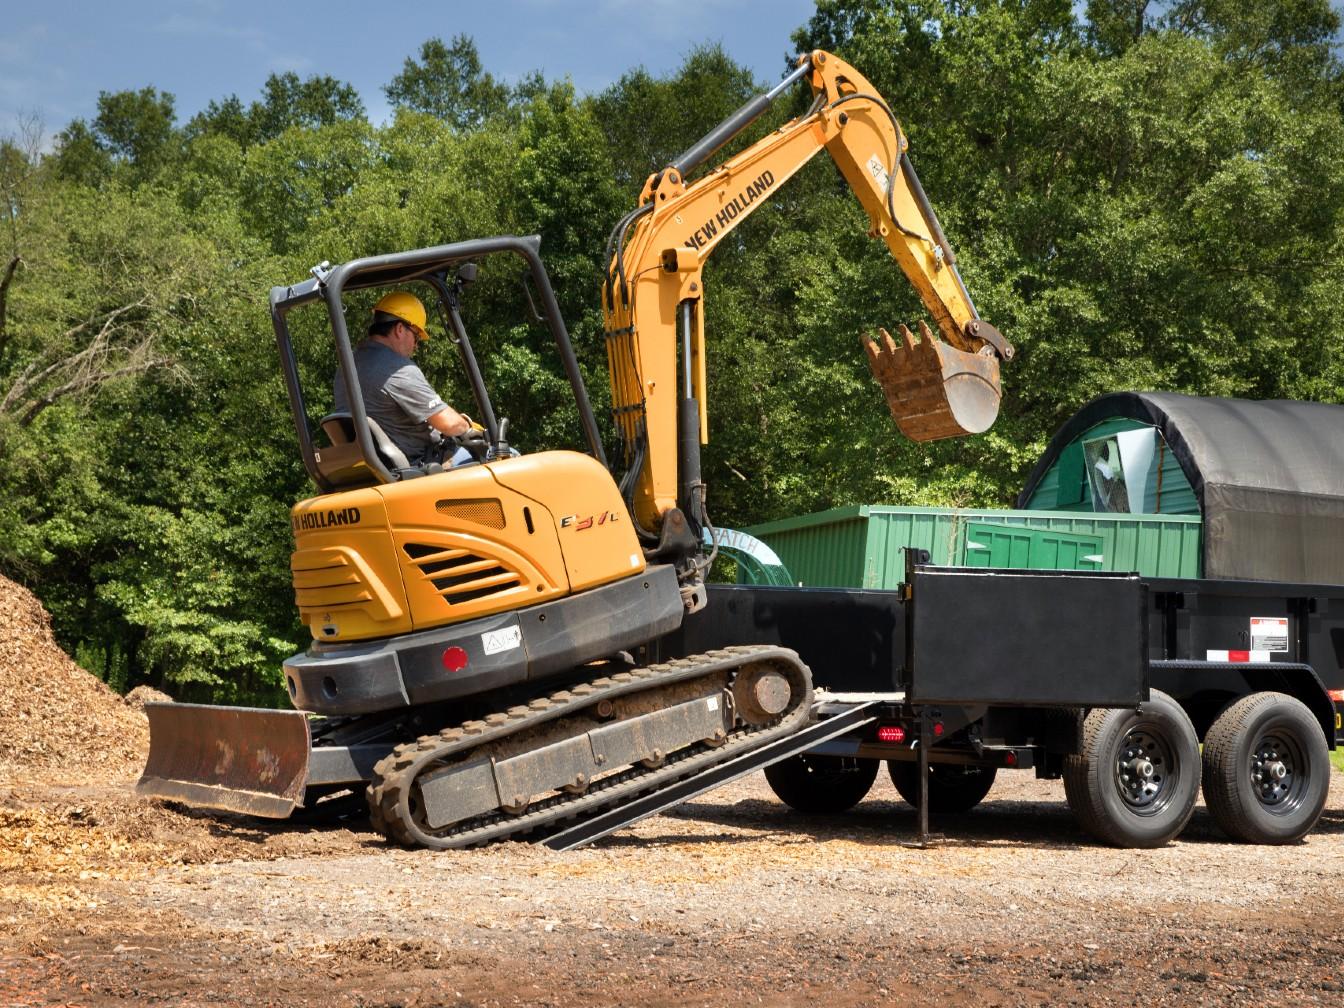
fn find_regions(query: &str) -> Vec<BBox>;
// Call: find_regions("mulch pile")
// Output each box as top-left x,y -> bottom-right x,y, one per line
0,574 -> 149,779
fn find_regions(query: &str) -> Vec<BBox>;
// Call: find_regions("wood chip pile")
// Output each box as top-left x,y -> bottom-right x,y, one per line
0,574 -> 148,779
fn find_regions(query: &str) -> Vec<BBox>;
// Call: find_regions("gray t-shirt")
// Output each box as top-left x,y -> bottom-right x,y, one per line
332,341 -> 448,463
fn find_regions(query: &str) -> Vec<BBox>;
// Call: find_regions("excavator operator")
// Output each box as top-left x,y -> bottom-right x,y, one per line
331,291 -> 483,466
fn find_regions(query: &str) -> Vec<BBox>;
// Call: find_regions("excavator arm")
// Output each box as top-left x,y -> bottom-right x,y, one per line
602,50 -> 1013,554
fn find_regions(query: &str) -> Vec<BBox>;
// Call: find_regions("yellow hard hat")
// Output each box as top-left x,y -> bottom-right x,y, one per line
372,291 -> 429,342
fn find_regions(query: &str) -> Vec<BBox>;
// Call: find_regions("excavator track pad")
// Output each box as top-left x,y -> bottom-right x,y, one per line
865,322 -> 1004,441
137,703 -> 311,818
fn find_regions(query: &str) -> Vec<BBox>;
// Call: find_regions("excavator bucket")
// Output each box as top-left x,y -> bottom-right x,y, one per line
137,703 -> 312,818
864,323 -> 1003,441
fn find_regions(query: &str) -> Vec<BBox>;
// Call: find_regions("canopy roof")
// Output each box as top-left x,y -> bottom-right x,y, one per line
1018,392 -> 1344,584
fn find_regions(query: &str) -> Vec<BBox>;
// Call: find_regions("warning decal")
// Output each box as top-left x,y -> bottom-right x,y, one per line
482,626 -> 522,655
1250,617 -> 1289,653
866,154 -> 890,191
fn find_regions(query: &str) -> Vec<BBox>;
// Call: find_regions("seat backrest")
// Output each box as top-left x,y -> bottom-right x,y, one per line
315,412 -> 415,486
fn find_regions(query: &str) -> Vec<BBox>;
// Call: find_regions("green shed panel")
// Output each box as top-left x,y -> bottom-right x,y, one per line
746,506 -> 1201,589
963,523 -> 1104,571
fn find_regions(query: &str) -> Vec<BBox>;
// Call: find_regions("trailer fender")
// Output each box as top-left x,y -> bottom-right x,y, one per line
1149,660 -> 1336,749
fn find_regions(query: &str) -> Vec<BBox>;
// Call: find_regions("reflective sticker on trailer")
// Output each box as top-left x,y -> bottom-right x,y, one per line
1206,650 -> 1271,663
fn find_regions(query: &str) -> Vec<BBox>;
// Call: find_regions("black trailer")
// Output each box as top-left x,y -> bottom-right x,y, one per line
653,555 -> 1340,847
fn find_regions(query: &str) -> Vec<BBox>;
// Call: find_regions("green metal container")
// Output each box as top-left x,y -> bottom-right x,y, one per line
745,505 -> 1202,588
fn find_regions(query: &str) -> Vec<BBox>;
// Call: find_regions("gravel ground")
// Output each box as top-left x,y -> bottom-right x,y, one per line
2,766 -> 1342,1008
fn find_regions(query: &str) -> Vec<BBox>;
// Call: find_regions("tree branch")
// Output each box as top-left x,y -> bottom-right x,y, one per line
18,354 -> 175,427
0,296 -> 154,411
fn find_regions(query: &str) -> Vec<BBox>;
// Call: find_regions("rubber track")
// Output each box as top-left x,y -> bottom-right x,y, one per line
366,645 -> 812,850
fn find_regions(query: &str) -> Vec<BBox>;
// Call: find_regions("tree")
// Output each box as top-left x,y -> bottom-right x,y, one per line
186,73 -> 366,149
384,36 -> 510,130
0,117 -> 44,358
238,118 -> 379,253
589,44 -> 764,192
53,87 -> 180,184
249,72 -> 366,141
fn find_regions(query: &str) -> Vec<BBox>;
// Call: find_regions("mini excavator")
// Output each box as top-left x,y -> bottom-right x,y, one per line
138,50 -> 1012,849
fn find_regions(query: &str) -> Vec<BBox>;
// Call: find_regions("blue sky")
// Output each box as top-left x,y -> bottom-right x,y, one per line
1,0 -> 820,143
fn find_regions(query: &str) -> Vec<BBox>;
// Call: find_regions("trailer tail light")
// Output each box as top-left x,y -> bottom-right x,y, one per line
877,725 -> 906,744
1328,689 -> 1344,703
1004,751 -> 1018,766
442,646 -> 469,672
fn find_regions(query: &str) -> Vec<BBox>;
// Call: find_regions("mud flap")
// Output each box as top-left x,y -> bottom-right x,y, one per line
864,322 -> 1002,441
136,703 -> 312,818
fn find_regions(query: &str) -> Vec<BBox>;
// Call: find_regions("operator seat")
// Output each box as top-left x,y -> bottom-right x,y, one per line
314,411 -> 421,489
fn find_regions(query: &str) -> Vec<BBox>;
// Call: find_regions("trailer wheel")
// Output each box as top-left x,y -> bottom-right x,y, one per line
1063,690 -> 1199,848
764,755 -> 879,814
1201,692 -> 1329,845
887,761 -> 998,813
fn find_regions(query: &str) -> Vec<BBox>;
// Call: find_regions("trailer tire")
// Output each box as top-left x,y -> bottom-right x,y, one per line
764,755 -> 879,814
1063,690 -> 1199,848
887,761 -> 997,813
1201,692 -> 1329,845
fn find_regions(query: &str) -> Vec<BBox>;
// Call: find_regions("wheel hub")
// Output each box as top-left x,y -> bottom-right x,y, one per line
1252,737 -> 1297,807
1115,731 -> 1170,811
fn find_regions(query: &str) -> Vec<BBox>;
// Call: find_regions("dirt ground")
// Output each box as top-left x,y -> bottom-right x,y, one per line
2,768 -> 1342,1008
2,574 -> 1343,1007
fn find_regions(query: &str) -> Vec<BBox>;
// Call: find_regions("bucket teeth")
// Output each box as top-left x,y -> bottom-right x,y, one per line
864,321 -> 1003,441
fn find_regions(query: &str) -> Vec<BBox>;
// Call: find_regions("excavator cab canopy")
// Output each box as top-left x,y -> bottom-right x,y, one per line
269,235 -> 606,494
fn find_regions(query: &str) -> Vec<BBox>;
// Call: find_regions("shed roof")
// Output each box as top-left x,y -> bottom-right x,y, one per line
1018,392 -> 1344,584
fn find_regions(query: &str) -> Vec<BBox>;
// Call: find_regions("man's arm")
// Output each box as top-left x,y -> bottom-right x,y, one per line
426,406 -> 472,438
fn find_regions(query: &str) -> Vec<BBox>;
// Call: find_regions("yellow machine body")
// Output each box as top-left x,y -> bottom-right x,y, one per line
289,451 -> 643,643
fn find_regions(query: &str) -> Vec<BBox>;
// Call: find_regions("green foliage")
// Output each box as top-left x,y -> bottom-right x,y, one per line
188,73 -> 367,148
384,36 -> 511,129
3,16 -> 1343,705
589,44 -> 764,192
52,87 -> 181,185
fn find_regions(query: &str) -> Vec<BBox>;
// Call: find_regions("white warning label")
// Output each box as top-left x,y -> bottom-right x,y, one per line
1250,617 -> 1289,653
482,626 -> 522,655
866,154 -> 890,191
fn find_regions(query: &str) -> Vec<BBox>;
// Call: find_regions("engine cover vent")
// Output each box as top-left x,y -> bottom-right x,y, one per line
434,498 -> 506,530
403,543 -> 523,605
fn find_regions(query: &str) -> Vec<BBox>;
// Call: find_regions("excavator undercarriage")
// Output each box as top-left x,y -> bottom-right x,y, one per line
142,646 -> 813,849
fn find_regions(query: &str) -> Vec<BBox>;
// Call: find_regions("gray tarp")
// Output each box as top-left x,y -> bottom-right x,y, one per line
1018,392 -> 1344,585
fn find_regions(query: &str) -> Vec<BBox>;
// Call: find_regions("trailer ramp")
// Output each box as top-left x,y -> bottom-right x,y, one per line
538,697 -> 882,851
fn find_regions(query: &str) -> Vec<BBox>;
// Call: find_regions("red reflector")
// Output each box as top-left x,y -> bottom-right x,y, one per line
877,725 -> 906,744
1330,689 -> 1344,703
932,721 -> 945,737
1004,751 -> 1017,766
442,646 -> 469,673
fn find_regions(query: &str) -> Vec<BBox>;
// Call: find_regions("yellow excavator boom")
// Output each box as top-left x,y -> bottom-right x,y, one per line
602,50 -> 1014,535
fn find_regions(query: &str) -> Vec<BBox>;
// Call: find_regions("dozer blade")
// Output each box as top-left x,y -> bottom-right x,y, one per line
864,322 -> 1002,441
137,702 -> 311,818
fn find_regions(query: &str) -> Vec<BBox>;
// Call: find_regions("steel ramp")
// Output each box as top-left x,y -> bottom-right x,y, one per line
537,699 -> 881,851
